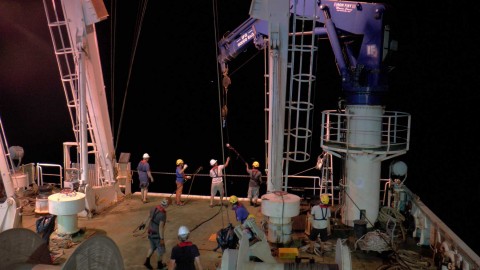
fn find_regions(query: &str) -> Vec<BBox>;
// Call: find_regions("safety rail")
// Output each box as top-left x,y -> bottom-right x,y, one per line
150,170 -> 324,199
321,110 -> 411,156
283,175 -> 321,199
398,185 -> 480,269
36,163 -> 63,189
149,169 -> 392,209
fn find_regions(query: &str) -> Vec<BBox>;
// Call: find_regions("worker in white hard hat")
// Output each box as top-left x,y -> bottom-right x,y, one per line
137,153 -> 154,203
209,156 -> 230,208
141,197 -> 171,269
169,225 -> 202,270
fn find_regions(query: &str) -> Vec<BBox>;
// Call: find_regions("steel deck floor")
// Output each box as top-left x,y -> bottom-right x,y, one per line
19,193 -> 433,270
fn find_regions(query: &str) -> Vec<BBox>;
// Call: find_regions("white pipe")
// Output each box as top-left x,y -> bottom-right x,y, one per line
136,192 -> 262,202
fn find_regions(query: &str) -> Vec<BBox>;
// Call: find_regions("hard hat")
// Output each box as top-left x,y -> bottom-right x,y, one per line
161,198 -> 169,207
252,161 -> 260,168
229,195 -> 238,204
247,214 -> 256,220
143,153 -> 150,159
320,194 -> 330,205
210,159 -> 217,166
178,225 -> 190,237
176,159 -> 184,165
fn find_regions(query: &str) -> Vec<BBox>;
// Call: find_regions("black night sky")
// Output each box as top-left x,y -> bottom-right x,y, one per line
1,0 -> 480,254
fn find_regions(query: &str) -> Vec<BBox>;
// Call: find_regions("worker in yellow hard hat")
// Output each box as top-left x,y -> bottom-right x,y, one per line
308,194 -> 331,254
245,160 -> 263,207
229,195 -> 249,224
175,159 -> 191,206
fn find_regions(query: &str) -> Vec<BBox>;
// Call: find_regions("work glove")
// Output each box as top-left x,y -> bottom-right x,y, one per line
183,164 -> 188,169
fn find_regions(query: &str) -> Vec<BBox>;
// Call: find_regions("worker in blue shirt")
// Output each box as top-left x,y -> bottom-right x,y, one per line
229,195 -> 249,224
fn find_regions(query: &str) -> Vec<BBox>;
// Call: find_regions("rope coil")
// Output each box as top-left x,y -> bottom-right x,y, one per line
355,230 -> 392,253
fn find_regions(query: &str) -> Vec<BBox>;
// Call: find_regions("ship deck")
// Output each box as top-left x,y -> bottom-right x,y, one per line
18,193 -> 436,270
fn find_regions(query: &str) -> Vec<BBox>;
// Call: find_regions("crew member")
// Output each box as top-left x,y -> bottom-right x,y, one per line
229,195 -> 249,224
245,161 -> 263,207
308,194 -> 331,254
209,157 -> 230,208
138,153 -> 154,203
142,198 -> 170,269
169,225 -> 203,270
175,159 -> 190,206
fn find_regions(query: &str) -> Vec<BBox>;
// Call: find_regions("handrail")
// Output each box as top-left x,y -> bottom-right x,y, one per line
390,183 -> 480,268
36,163 -> 63,189
321,110 -> 410,155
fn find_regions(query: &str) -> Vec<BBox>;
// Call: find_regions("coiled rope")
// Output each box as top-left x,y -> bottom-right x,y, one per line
378,206 -> 406,224
355,230 -> 392,253
376,249 -> 436,270
378,206 -> 407,242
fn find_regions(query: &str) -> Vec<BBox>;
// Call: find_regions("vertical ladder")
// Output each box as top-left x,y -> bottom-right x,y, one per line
0,116 -> 16,198
283,0 -> 318,186
42,0 -> 99,183
318,152 -> 334,206
43,0 -> 81,144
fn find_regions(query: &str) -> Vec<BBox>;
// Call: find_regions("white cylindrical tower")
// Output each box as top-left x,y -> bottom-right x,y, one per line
261,191 -> 300,244
48,191 -> 86,234
343,105 -> 383,227
343,155 -> 381,227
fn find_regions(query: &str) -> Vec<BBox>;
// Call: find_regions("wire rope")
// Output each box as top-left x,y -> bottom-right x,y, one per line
212,0 -> 230,227
109,0 -> 117,136
182,166 -> 203,204
113,0 -> 149,152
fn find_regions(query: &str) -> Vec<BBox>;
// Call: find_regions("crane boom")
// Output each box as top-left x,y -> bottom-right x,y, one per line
217,0 -> 407,229
0,118 -> 21,232
43,0 -> 130,215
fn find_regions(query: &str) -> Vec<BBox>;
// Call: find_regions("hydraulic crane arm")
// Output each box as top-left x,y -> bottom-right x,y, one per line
309,1 -> 388,105
216,0 -> 394,194
217,18 -> 268,89
218,0 -> 389,105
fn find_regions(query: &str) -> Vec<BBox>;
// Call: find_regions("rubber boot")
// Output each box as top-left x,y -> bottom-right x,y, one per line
157,261 -> 167,269
143,257 -> 152,269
